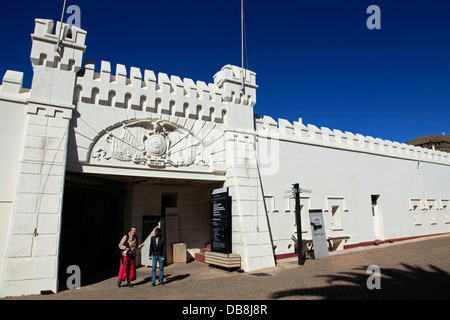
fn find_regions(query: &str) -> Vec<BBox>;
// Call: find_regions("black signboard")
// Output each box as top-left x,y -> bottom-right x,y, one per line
211,187 -> 232,254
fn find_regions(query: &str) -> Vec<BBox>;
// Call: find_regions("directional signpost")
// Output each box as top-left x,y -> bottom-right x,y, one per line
284,183 -> 311,265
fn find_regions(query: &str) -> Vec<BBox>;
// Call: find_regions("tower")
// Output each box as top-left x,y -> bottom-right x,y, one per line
214,65 -> 276,272
0,19 -> 86,297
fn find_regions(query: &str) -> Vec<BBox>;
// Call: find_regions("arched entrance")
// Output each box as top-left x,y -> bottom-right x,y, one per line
58,173 -> 125,290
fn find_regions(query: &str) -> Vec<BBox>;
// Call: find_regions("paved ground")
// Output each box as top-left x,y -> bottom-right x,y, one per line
3,234 -> 450,300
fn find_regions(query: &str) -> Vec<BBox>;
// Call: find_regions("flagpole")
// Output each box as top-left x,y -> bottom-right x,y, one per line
55,0 -> 67,53
241,0 -> 245,90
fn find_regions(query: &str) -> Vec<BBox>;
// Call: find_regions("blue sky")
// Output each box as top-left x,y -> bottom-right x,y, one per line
0,0 -> 449,143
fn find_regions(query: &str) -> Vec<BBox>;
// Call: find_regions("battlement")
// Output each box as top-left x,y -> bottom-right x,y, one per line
255,116 -> 450,165
75,61 -> 256,123
0,70 -> 30,104
214,65 -> 257,106
30,19 -> 86,72
0,70 -> 26,94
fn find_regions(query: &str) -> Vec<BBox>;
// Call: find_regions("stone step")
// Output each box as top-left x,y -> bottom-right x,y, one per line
194,246 -> 211,263
195,252 -> 206,263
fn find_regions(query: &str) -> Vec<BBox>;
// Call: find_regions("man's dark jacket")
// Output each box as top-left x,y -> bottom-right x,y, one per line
149,236 -> 166,257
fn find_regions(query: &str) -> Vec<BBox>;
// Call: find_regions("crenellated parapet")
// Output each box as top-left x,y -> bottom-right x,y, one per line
27,19 -> 86,107
214,64 -> 257,106
255,116 -> 450,165
0,70 -> 29,100
74,60 -> 257,124
30,19 -> 86,72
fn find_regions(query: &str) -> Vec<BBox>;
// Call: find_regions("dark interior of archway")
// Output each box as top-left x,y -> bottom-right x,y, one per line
58,173 -> 125,291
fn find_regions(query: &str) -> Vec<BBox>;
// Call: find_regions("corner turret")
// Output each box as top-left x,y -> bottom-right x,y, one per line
29,19 -> 86,107
214,65 -> 257,130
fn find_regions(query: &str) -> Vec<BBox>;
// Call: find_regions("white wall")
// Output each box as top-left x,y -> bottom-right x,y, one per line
0,100 -> 27,280
0,18 -> 85,298
257,117 -> 450,257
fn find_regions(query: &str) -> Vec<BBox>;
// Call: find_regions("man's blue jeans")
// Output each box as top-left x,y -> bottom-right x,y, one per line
151,255 -> 164,284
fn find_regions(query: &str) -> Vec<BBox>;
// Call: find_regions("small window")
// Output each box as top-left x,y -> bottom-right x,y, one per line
427,199 -> 437,222
331,205 -> 341,226
264,195 -> 275,213
371,195 -> 379,206
327,197 -> 345,229
410,199 -> 421,225
442,200 -> 450,222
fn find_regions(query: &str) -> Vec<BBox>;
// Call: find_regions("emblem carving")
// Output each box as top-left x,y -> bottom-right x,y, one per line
146,135 -> 166,156
91,119 -> 209,168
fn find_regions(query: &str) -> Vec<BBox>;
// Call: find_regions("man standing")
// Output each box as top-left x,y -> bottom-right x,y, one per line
150,228 -> 166,286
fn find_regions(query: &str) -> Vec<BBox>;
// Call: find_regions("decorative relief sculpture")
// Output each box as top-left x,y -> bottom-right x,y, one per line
91,119 -> 208,168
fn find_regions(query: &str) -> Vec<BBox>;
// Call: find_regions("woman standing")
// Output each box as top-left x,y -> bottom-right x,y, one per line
117,226 -> 144,287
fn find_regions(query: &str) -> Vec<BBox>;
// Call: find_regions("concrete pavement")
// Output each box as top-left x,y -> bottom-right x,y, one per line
3,234 -> 450,300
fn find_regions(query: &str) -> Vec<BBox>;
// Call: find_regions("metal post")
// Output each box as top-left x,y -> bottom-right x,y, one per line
241,0 -> 245,90
55,0 -> 67,53
293,183 -> 305,265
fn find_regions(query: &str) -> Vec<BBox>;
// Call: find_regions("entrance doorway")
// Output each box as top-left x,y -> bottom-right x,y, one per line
371,195 -> 381,240
58,173 -> 125,291
161,192 -> 177,235
161,193 -> 178,264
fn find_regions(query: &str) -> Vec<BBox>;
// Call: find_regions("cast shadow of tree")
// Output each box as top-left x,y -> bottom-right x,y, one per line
271,264 -> 450,300
133,273 -> 190,286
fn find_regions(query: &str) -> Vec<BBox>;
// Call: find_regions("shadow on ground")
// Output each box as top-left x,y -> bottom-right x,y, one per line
271,264 -> 450,300
58,267 -> 119,292
133,273 -> 190,286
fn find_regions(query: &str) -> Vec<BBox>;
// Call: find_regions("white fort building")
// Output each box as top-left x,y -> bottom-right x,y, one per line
0,19 -> 449,297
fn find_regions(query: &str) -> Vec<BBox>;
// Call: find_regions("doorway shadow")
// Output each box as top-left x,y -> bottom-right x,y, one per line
271,263 -> 450,300
58,266 -> 120,292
